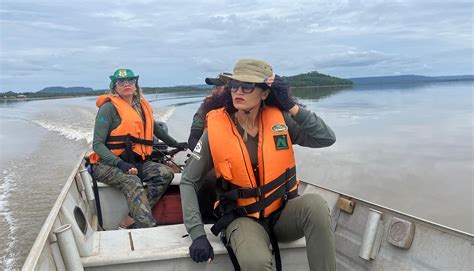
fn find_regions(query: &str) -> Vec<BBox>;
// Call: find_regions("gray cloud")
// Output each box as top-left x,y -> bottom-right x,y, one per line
0,0 -> 472,91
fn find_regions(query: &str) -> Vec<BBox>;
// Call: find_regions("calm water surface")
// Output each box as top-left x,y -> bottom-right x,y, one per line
0,82 -> 472,270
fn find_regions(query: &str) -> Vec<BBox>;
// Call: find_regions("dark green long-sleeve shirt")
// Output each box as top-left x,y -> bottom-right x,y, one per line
180,107 -> 336,240
92,101 -> 179,166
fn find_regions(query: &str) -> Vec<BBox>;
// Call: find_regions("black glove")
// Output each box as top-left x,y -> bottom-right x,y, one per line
175,142 -> 188,151
189,235 -> 214,263
271,75 -> 295,111
117,161 -> 134,173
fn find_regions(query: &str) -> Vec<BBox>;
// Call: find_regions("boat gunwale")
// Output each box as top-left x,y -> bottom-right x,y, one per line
21,152 -> 86,270
306,182 -> 474,241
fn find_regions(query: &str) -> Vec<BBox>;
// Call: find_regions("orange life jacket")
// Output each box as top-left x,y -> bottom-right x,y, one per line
207,106 -> 299,223
89,94 -> 155,164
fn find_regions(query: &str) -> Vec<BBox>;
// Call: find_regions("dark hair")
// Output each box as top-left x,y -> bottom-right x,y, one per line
201,84 -> 299,115
201,85 -> 235,115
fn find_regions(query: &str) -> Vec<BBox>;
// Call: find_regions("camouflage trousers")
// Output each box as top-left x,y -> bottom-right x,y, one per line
92,160 -> 174,228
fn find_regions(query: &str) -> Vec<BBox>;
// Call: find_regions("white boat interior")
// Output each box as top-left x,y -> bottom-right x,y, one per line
22,153 -> 473,270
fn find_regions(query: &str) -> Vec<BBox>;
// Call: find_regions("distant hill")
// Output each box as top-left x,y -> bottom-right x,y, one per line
284,71 -> 353,87
348,75 -> 474,85
38,86 -> 94,93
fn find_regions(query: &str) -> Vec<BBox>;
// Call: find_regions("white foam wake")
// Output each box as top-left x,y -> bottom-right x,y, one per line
29,106 -> 175,146
155,107 -> 176,123
32,120 -> 93,144
0,167 -> 19,270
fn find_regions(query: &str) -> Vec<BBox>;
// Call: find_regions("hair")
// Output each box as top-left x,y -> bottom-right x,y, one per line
108,82 -> 143,101
201,83 -> 299,115
201,85 -> 234,115
108,82 -> 144,116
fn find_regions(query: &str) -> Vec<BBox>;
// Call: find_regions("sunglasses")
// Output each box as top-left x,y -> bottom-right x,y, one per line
228,80 -> 256,93
116,79 -> 136,87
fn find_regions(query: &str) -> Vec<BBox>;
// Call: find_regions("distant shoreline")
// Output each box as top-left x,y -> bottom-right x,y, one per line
292,84 -> 353,89
2,77 -> 472,101
1,95 -> 91,102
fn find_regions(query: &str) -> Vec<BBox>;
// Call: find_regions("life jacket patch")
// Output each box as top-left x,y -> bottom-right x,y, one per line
194,140 -> 203,153
190,140 -> 203,160
272,123 -> 288,133
273,135 -> 289,150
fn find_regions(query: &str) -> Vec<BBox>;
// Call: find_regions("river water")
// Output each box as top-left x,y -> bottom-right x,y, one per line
0,81 -> 472,270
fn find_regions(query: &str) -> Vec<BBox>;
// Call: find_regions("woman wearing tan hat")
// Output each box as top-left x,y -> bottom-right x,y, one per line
89,68 -> 188,229
180,59 -> 336,270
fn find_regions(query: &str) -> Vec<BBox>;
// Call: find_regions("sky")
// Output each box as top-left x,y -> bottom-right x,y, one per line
0,0 -> 473,92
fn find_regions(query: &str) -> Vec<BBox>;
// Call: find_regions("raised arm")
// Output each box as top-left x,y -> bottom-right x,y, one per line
284,106 -> 336,148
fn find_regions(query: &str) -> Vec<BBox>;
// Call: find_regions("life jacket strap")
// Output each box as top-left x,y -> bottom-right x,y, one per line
106,135 -> 154,149
234,178 -> 298,216
210,175 -> 298,236
219,230 -> 241,271
219,167 -> 296,201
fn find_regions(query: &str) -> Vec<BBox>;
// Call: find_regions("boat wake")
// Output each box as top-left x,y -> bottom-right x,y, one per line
29,106 -> 175,145
32,119 -> 94,144
0,166 -> 19,271
155,106 -> 175,123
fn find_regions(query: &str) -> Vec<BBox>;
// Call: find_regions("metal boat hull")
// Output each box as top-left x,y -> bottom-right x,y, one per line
22,154 -> 473,270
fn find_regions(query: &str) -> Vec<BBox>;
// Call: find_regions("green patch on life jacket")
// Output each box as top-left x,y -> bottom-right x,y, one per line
273,135 -> 289,150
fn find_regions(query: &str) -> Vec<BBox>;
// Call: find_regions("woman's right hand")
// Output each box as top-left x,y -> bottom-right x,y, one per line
117,161 -> 138,175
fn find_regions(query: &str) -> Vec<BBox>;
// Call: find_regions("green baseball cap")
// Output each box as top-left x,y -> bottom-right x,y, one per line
109,68 -> 139,89
221,58 -> 273,83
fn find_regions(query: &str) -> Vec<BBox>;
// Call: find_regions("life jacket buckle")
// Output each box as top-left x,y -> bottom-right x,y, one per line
235,206 -> 248,216
240,187 -> 261,198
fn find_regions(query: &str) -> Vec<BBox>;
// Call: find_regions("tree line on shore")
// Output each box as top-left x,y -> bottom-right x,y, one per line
1,71 -> 352,99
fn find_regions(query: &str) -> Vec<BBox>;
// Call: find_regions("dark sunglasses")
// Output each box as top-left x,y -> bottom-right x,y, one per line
116,79 -> 136,87
228,80 -> 256,93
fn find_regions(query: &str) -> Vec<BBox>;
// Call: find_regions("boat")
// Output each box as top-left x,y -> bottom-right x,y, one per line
22,145 -> 473,270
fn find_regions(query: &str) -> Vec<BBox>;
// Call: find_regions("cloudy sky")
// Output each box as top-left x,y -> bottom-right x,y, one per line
1,0 -> 473,92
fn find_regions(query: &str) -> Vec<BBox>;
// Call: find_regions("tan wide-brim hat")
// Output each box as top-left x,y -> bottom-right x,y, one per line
220,58 -> 273,83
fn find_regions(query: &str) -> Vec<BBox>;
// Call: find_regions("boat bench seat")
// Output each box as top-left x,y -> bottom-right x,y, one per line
81,224 -> 306,268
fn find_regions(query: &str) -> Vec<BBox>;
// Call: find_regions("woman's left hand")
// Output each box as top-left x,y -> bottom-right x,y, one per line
118,161 -> 138,175
127,167 -> 138,175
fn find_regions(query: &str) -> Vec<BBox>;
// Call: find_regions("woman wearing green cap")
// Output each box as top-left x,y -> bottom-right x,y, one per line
180,59 -> 336,270
89,68 -> 188,228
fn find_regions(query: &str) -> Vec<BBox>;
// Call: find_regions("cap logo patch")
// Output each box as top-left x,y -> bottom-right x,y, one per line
272,123 -> 288,133
118,69 -> 127,77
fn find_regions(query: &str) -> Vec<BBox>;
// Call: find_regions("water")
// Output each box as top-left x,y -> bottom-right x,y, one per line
0,82 -> 472,269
